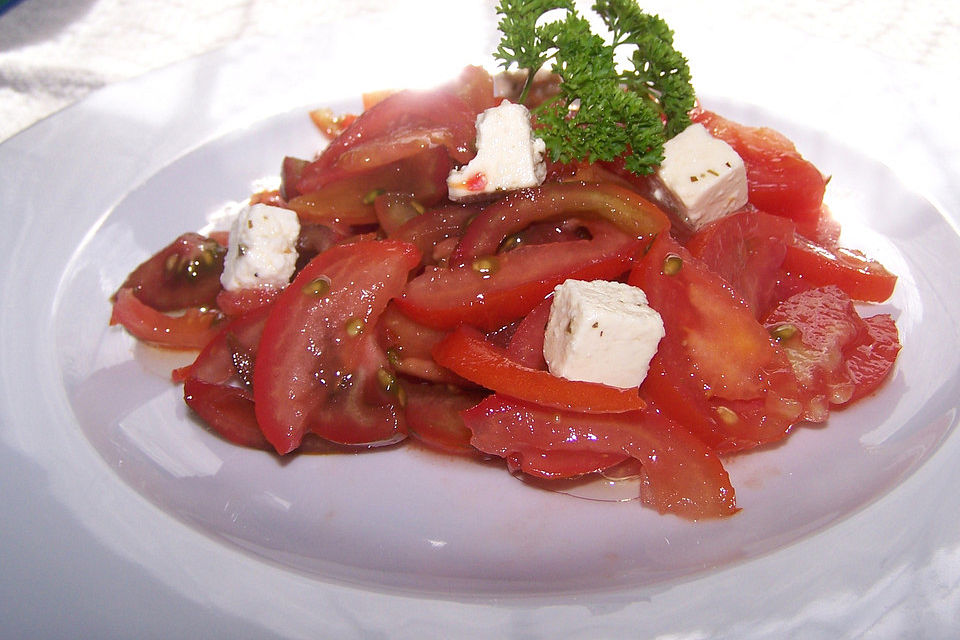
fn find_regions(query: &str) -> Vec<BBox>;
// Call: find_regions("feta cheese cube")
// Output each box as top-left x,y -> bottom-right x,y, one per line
543,279 -> 665,389
220,203 -> 300,291
447,100 -> 546,201
656,123 -> 748,229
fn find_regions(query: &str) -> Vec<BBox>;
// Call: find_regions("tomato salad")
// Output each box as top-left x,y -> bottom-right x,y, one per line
110,62 -> 900,521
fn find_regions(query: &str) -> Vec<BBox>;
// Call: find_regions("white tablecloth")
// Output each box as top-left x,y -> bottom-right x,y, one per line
2,0 -> 958,143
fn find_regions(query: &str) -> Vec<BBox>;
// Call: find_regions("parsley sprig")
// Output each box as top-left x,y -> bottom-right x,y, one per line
494,0 -> 694,174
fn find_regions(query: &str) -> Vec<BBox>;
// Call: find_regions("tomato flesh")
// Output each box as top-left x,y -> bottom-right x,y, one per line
110,288 -> 223,350
463,395 -> 739,519
432,327 -> 647,414
253,240 -> 420,453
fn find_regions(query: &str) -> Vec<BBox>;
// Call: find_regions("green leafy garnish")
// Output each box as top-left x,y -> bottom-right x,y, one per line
494,0 -> 695,174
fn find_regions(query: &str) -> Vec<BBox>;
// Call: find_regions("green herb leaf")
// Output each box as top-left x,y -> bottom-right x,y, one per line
494,0 -> 695,174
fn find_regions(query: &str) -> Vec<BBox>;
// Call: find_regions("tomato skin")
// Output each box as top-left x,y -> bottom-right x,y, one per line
253,240 -> 421,454
403,382 -> 487,455
184,380 -> 270,450
782,235 -> 897,302
296,88 -> 477,194
692,108 -> 826,224
505,295 -> 552,370
215,286 -> 281,317
287,147 -> 451,232
398,217 -> 643,331
687,208 -> 795,318
629,234 -> 803,451
389,203 -> 479,267
116,232 -> 225,312
842,313 -> 901,403
451,181 -> 670,264
763,285 -> 900,421
432,327 -> 647,414
463,395 -> 739,519
110,288 -> 223,350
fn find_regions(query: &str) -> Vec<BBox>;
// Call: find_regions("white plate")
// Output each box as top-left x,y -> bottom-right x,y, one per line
2,8 -> 959,639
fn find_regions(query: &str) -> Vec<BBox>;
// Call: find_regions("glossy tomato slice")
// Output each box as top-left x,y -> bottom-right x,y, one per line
782,235 -> 897,302
692,108 -> 826,225
403,381 -> 488,455
463,395 -> 739,519
296,87 -> 477,193
763,285 -> 900,420
687,208 -> 795,318
432,327 -> 646,414
253,240 -> 420,454
842,313 -> 901,404
629,234 -> 803,451
286,146 -> 451,232
397,217 -> 644,330
116,232 -> 225,311
450,181 -> 670,264
110,288 -> 223,350
183,380 -> 270,450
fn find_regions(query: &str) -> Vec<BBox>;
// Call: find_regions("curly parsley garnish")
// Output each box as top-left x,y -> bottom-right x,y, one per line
494,0 -> 694,174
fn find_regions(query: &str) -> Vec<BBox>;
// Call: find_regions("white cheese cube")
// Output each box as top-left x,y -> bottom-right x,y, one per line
656,123 -> 748,229
543,279 -> 665,389
447,100 -> 546,201
220,203 -> 300,291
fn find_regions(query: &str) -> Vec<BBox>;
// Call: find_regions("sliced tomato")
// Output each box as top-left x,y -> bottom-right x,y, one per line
782,235 -> 897,302
175,303 -> 271,385
432,327 -> 646,414
503,448 -> 630,480
842,313 -> 901,404
253,240 -> 420,454
374,193 -> 424,235
451,181 -> 670,264
692,108 -> 826,224
397,217 -> 643,330
505,295 -> 552,370
215,286 -> 282,317
376,303 -> 458,384
110,288 -> 223,350
763,285 -> 899,421
287,147 -> 451,231
116,233 -> 225,311
403,381 -> 487,455
183,380 -> 270,450
389,203 -> 479,266
296,88 -> 477,193
463,395 -> 739,519
687,208 -> 795,317
629,234 -> 803,451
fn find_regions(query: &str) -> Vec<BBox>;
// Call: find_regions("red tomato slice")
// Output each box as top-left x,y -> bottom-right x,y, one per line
253,240 -> 421,454
287,147 -> 451,231
183,380 -> 270,450
110,288 -> 223,350
463,395 -> 739,519
403,381 -> 487,455
175,303 -> 271,385
389,203 -> 479,266
692,108 -> 826,224
687,208 -> 795,318
451,181 -> 670,264
842,313 -> 901,404
763,285 -> 899,420
505,295 -> 552,370
296,88 -> 477,193
397,217 -> 643,330
116,232 -> 225,312
376,303 -> 459,384
215,286 -> 282,317
782,235 -> 897,302
432,327 -> 647,414
629,234 -> 803,451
